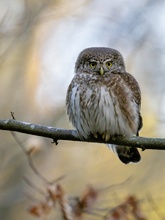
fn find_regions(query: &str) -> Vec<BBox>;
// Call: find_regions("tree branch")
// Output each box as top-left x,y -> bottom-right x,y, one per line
0,119 -> 165,150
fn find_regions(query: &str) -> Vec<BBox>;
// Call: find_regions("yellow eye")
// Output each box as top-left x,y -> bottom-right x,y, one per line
106,61 -> 112,68
89,62 -> 97,69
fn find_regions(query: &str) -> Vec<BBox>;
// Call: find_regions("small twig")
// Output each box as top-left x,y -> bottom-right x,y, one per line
11,112 -> 16,120
52,139 -> 58,145
11,131 -> 65,184
11,131 -> 53,184
146,194 -> 165,220
100,176 -> 133,192
24,176 -> 46,197
24,191 -> 42,203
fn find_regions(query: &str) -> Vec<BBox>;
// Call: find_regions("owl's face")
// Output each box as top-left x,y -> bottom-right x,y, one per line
75,47 -> 125,75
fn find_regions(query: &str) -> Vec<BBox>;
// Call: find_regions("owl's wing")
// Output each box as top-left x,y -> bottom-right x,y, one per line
112,69 -> 143,133
122,71 -> 143,133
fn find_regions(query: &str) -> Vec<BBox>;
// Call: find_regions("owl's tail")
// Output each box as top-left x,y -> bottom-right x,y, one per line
107,144 -> 141,164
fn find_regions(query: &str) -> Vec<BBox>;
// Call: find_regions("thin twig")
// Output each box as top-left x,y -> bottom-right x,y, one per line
146,194 -> 165,220
11,131 -> 50,183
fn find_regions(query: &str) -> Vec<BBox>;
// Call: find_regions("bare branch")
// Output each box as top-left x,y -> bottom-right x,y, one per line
0,119 -> 165,150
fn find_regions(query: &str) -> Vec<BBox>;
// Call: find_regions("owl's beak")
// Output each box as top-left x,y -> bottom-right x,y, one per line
99,67 -> 104,75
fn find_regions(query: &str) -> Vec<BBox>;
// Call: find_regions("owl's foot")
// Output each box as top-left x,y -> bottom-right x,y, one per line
102,133 -> 111,143
93,134 -> 98,139
90,133 -> 111,143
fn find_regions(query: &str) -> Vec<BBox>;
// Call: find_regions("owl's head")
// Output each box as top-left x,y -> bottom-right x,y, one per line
75,47 -> 125,75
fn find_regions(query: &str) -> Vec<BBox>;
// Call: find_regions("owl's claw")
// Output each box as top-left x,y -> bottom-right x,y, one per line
102,133 -> 110,143
92,133 -> 110,142
93,134 -> 98,139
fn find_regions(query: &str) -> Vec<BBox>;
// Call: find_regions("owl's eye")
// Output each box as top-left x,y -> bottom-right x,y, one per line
106,61 -> 113,68
89,62 -> 97,69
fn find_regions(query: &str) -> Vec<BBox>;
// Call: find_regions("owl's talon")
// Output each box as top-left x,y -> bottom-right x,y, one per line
105,134 -> 111,143
102,134 -> 105,141
93,134 -> 98,139
102,134 -> 110,143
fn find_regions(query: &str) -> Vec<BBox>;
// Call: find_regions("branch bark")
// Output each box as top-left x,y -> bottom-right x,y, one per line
0,119 -> 165,150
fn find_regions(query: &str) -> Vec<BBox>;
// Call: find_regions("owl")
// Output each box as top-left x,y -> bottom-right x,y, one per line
66,47 -> 142,164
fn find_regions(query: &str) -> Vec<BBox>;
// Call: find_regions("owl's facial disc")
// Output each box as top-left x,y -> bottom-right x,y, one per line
104,59 -> 113,69
89,60 -> 97,69
87,59 -> 105,75
99,59 -> 114,75
84,58 -> 116,75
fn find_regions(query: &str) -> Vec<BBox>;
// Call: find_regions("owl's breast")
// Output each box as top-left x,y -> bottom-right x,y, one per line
95,86 -> 138,136
67,74 -> 139,139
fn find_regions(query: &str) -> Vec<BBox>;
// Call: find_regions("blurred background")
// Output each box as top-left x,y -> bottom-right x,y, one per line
1,0 -> 165,219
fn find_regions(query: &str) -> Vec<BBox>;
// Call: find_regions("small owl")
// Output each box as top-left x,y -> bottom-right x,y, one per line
66,47 -> 142,164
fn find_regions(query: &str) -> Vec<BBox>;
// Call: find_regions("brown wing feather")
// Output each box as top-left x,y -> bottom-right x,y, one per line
111,69 -> 143,134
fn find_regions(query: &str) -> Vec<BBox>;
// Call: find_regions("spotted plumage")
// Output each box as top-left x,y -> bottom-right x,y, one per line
66,47 -> 142,164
